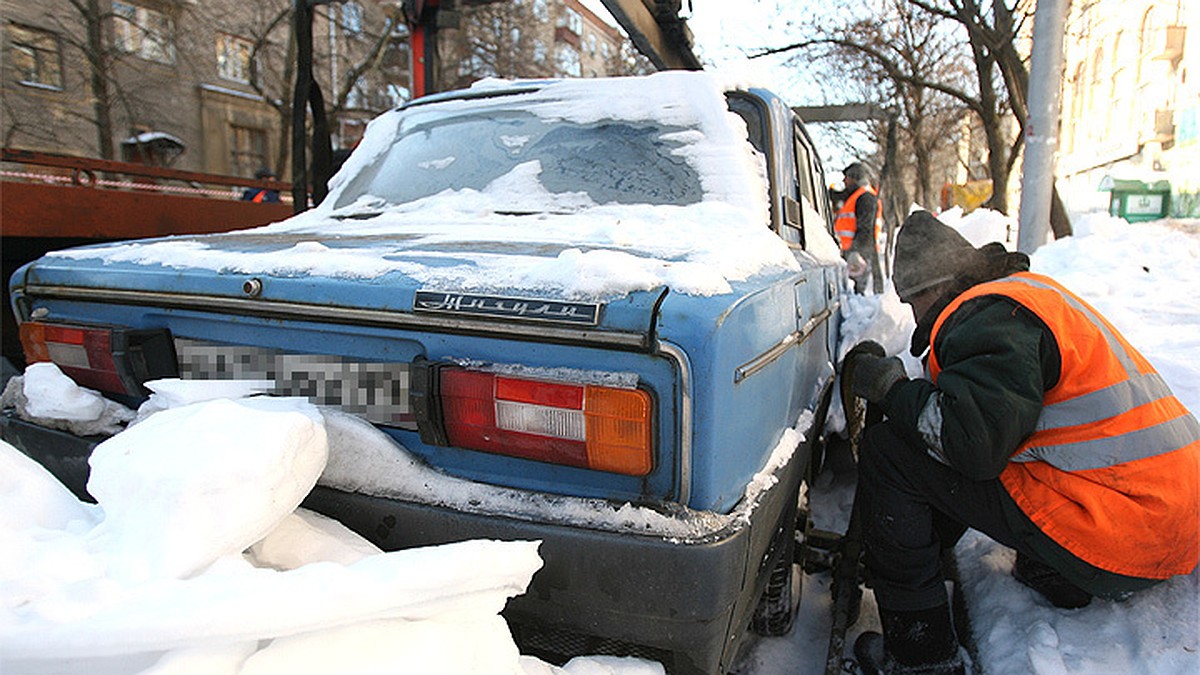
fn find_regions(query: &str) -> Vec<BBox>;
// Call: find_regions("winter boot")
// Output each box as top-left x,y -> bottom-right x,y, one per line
853,604 -> 965,675
1012,551 -> 1092,609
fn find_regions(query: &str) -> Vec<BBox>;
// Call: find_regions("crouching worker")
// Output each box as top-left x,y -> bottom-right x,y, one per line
844,211 -> 1199,675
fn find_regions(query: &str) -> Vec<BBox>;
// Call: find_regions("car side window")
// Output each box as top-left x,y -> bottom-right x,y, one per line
726,94 -> 767,156
793,137 -> 814,208
792,122 -> 834,250
726,94 -> 789,242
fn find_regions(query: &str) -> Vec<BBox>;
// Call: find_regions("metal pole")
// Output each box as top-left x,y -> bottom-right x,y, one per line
1017,0 -> 1070,254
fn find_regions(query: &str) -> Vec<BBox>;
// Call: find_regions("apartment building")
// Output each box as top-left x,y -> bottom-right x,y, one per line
439,0 -> 635,90
2,0 -> 636,180
1058,0 -> 1198,216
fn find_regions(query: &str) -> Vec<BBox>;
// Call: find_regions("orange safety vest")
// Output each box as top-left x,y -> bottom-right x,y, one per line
834,185 -> 883,252
929,272 -> 1199,579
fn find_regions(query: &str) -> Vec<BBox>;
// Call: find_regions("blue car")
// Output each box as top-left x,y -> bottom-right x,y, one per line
5,72 -> 848,674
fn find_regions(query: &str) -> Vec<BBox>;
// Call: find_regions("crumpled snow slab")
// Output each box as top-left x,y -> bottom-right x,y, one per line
2,362 -> 134,436
86,397 -> 329,584
0,393 -> 544,674
2,538 -> 543,662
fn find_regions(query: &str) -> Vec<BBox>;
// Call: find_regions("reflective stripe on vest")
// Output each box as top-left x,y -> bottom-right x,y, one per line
834,186 -> 882,251
929,271 -> 1200,578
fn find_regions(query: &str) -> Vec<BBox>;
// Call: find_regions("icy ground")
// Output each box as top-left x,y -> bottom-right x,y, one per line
2,210 -> 1198,674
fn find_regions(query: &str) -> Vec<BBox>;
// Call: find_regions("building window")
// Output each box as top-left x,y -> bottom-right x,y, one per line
384,83 -> 409,107
532,0 -> 549,22
112,2 -> 176,64
8,24 -> 63,90
342,2 -> 363,35
230,125 -> 268,178
346,82 -> 363,109
556,43 -> 581,77
216,34 -> 254,84
381,30 -> 410,75
557,7 -> 583,35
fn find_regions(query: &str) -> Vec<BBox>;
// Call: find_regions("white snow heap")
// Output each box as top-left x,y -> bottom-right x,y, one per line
86,397 -> 329,584
1,362 -> 135,436
0,392 -> 546,674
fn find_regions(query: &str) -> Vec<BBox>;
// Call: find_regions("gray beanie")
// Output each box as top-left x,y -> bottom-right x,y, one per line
893,211 -> 985,301
844,162 -> 869,183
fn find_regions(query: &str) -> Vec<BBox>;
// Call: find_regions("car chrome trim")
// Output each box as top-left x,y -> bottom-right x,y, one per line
734,307 -> 832,383
656,341 -> 693,506
20,285 -> 648,350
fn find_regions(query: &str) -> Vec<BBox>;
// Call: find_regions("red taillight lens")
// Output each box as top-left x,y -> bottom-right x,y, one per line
19,321 -> 177,397
436,368 -> 653,476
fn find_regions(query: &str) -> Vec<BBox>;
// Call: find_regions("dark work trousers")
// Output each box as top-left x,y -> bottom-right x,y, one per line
856,420 -> 1158,612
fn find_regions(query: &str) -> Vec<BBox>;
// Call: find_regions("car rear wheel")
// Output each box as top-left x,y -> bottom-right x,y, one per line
749,500 -> 806,637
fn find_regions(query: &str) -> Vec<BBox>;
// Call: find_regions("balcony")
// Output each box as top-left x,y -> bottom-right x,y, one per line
1154,26 -> 1186,63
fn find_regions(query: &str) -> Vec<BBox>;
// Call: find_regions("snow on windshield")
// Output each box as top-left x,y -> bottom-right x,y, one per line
324,71 -> 769,214
48,72 -> 798,301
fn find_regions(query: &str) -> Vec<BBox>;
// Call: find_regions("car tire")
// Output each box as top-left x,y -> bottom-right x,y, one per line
749,511 -> 801,637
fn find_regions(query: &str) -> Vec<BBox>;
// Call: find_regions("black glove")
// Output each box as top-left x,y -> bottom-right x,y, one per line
844,341 -> 907,403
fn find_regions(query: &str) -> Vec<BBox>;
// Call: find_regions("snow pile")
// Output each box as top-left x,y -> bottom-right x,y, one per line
0,382 -> 567,675
0,362 -> 134,436
956,530 -> 1199,675
86,397 -> 328,584
318,410 -> 728,540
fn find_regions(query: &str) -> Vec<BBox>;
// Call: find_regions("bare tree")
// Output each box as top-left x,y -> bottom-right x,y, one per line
835,1 -> 971,208
755,0 -> 974,211
4,0 -> 181,159
186,1 -> 411,178
906,0 -> 1071,235
755,0 -> 1076,236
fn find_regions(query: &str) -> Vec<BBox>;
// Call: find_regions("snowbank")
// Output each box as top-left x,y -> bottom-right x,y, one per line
0,385 -> 555,674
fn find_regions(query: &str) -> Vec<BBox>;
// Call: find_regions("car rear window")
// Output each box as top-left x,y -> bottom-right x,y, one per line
332,109 -> 706,211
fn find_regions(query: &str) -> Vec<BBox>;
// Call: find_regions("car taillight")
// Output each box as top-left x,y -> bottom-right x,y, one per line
19,321 -> 178,398
413,362 -> 653,476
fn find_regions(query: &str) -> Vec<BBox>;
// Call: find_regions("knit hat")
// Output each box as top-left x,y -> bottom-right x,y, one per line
893,211 -> 985,301
844,162 -> 869,183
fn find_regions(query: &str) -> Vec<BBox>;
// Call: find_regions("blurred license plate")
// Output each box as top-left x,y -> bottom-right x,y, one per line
173,338 -> 414,428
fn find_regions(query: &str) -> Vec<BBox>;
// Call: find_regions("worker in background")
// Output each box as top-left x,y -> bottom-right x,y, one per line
242,167 -> 281,203
844,211 -> 1199,675
834,162 -> 884,294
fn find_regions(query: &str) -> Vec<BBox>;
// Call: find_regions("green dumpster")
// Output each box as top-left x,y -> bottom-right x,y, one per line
1100,177 -> 1171,223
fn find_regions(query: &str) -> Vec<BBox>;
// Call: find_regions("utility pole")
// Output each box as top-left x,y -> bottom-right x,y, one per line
1017,0 -> 1070,254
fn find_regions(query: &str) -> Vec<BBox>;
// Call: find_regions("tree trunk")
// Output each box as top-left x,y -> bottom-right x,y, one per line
85,0 -> 114,159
